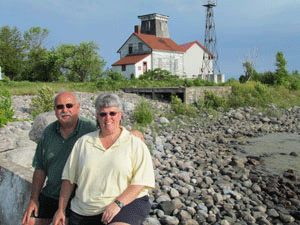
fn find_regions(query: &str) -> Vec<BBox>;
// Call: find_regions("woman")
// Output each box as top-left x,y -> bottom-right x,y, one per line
53,93 -> 155,225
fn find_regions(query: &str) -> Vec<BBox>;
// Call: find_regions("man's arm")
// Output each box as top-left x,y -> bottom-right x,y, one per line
22,169 -> 46,225
130,130 -> 145,142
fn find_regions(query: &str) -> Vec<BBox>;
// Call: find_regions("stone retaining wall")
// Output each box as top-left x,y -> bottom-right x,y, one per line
184,86 -> 232,104
0,158 -> 32,225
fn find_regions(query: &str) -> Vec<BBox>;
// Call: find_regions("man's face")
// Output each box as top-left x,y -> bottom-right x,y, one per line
54,92 -> 80,127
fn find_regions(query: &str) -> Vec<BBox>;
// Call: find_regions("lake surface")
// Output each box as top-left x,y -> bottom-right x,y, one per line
240,133 -> 300,175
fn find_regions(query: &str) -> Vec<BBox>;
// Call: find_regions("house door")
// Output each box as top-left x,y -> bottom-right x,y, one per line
143,62 -> 147,73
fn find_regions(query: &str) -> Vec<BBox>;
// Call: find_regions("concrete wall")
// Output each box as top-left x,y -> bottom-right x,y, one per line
184,86 -> 232,104
0,158 -> 32,225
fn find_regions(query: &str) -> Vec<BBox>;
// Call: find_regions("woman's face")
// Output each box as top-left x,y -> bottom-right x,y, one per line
97,106 -> 122,134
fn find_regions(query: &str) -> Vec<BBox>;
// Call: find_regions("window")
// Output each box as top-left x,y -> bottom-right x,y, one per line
128,44 -> 133,54
143,62 -> 147,73
158,58 -> 162,68
146,21 -> 151,32
174,59 -> 178,73
138,43 -> 143,51
122,65 -> 126,71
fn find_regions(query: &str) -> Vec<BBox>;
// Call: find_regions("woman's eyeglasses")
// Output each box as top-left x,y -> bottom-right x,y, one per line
56,104 -> 74,110
99,111 -> 118,117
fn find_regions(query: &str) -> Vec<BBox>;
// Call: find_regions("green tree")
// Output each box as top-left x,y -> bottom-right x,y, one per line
43,48 -> 64,81
23,27 -> 49,50
0,26 -> 25,80
58,41 -> 106,82
240,61 -> 257,83
240,48 -> 258,83
274,51 -> 289,85
22,27 -> 50,81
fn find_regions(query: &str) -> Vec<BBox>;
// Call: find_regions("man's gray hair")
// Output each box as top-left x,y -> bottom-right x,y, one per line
53,90 -> 79,106
95,93 -> 123,113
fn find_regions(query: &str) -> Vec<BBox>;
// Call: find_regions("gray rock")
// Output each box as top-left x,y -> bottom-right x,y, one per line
159,201 -> 175,216
29,111 -> 57,143
157,117 -> 170,124
160,215 -> 179,225
143,217 -> 161,225
122,102 -> 135,112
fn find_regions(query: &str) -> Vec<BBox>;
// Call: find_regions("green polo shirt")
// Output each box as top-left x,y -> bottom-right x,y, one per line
32,116 -> 97,200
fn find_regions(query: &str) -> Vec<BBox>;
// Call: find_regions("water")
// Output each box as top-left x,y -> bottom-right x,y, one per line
240,133 -> 300,175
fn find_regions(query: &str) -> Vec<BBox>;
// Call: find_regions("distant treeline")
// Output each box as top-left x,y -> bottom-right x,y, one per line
238,51 -> 300,90
1,26 -> 299,91
0,26 -> 106,82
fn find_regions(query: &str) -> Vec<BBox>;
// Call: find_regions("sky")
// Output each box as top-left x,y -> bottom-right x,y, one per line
1,0 -> 300,80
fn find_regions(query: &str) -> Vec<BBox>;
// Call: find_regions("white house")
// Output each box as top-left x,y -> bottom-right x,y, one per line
180,41 -> 214,79
112,13 -> 224,83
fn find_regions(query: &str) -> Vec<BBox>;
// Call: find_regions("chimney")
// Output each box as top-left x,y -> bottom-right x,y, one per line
134,25 -> 141,34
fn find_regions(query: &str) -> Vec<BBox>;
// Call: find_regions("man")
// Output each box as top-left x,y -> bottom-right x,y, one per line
22,91 -> 143,225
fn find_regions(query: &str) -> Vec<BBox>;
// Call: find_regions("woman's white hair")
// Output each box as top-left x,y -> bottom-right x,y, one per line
95,93 -> 123,114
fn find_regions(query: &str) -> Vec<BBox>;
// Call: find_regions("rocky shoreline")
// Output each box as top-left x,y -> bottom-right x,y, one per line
1,92 -> 300,224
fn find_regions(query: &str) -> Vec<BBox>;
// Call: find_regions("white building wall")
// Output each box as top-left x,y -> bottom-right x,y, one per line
182,44 -> 215,79
119,35 -> 152,59
112,55 -> 152,79
183,44 -> 204,78
134,55 -> 152,78
112,65 -> 135,79
152,51 -> 184,76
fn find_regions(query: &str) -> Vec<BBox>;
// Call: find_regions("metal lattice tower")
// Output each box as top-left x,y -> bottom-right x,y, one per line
202,0 -> 221,76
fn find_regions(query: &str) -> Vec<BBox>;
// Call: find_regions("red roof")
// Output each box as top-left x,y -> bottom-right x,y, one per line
134,33 -> 185,52
180,41 -> 214,58
112,54 -> 150,66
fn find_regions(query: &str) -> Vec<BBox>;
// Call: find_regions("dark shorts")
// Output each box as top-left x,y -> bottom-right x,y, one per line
31,193 -> 72,219
69,195 -> 151,225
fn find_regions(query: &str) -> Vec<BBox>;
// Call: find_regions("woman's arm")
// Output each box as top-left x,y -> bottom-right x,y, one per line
53,180 -> 75,225
101,185 -> 145,224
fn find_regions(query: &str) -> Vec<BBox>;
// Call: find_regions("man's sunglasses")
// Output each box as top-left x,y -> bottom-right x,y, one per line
56,104 -> 75,110
99,111 -> 118,117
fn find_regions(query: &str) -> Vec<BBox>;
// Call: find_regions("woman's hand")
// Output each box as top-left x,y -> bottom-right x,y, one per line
52,210 -> 66,225
101,202 -> 121,224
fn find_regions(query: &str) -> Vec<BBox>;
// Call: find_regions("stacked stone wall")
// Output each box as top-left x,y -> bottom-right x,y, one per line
185,86 -> 232,104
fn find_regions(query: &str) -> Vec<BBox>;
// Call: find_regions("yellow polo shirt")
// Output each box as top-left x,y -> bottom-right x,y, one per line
62,127 -> 155,216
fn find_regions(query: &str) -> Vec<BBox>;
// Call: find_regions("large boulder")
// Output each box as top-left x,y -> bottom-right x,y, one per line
29,111 -> 57,143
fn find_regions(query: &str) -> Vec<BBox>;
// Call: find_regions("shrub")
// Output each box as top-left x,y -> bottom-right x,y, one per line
193,78 -> 205,87
139,68 -> 178,81
108,71 -> 125,81
183,78 -> 193,87
132,98 -> 155,126
0,88 -> 14,127
286,71 -> 300,90
202,90 -> 227,109
227,81 -> 274,108
170,95 -> 197,117
30,86 -> 55,119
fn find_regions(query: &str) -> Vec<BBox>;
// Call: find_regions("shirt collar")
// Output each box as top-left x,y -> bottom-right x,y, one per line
55,117 -> 81,137
86,126 -> 130,150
